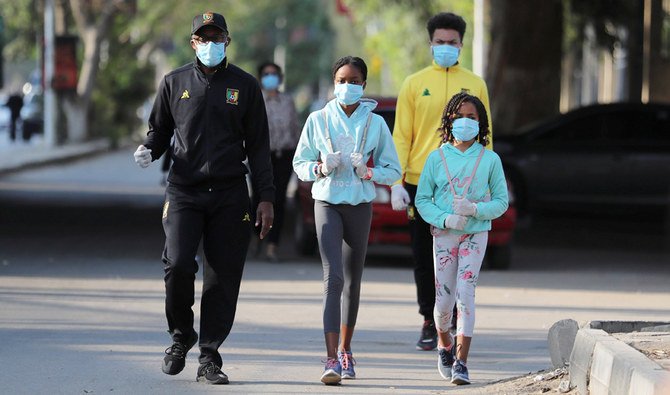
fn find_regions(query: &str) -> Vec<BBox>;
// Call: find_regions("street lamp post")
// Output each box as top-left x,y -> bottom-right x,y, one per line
44,0 -> 57,146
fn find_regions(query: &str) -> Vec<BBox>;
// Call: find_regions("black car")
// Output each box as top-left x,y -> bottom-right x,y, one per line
495,103 -> 670,216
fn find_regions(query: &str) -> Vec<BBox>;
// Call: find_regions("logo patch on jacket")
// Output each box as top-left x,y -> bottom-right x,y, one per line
422,88 -> 431,96
180,90 -> 190,99
226,88 -> 239,105
243,212 -> 251,222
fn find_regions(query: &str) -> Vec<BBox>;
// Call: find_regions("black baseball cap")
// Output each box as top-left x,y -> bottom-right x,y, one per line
191,12 -> 228,35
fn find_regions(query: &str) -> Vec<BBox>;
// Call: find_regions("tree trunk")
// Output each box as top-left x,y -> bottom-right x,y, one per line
486,0 -> 563,134
63,0 -> 120,142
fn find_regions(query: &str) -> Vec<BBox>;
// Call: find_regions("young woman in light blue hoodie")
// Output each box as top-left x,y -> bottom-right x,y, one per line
415,92 -> 508,385
293,56 -> 401,385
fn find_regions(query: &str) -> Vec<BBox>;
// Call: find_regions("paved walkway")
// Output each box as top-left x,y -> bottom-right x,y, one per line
0,133 -> 111,175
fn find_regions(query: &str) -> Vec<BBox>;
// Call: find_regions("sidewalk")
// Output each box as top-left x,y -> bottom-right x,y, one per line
0,134 -> 111,175
1,133 -> 668,394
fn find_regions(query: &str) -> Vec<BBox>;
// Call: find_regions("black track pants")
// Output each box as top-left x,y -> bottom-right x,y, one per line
161,180 -> 252,366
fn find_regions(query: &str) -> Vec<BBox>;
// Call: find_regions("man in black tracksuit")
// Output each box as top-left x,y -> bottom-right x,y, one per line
133,12 -> 274,385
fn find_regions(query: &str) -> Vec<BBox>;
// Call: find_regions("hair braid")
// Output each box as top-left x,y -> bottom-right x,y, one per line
437,92 -> 490,147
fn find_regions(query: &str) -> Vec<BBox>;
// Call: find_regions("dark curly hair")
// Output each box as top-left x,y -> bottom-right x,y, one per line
427,12 -> 466,41
438,92 -> 490,146
331,56 -> 367,81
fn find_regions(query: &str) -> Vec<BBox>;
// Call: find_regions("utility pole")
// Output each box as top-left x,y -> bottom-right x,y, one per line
473,0 -> 486,77
641,0 -> 651,103
44,0 -> 57,146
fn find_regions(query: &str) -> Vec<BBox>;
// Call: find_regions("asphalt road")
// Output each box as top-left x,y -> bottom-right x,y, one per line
1,148 -> 669,394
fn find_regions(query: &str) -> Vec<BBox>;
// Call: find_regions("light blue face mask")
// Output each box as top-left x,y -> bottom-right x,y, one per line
261,74 -> 280,91
432,44 -> 460,68
196,42 -> 226,67
452,117 -> 480,141
333,83 -> 364,105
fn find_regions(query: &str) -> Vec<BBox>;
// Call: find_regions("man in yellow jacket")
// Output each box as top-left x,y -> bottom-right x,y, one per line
391,12 -> 492,351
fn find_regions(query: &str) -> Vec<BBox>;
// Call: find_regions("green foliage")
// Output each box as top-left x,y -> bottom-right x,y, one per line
0,0 -> 42,61
132,0 -> 333,93
90,14 -> 154,143
342,0 -> 474,96
566,0 -> 638,52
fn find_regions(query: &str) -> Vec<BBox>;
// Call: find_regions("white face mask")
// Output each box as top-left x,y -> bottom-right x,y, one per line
196,42 -> 226,67
451,117 -> 480,141
333,83 -> 364,105
431,44 -> 460,68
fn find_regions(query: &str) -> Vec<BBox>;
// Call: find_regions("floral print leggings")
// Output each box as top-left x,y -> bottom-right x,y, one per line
432,230 -> 488,337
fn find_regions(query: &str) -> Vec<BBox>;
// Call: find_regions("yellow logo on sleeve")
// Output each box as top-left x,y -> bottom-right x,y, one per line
162,201 -> 169,219
180,90 -> 190,99
243,212 -> 251,222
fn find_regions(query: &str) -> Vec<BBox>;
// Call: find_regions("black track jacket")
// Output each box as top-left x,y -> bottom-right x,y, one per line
143,58 -> 275,203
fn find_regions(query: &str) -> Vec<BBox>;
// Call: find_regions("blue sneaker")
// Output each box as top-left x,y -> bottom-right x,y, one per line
451,359 -> 471,385
320,358 -> 341,385
437,346 -> 455,380
338,351 -> 356,379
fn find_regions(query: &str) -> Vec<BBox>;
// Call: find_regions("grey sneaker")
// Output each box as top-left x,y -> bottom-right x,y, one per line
320,358 -> 342,385
437,346 -> 455,380
338,350 -> 356,379
451,359 -> 471,385
196,362 -> 229,384
162,331 -> 198,375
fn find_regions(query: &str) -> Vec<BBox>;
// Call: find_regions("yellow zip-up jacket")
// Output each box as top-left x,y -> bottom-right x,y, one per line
393,62 -> 492,185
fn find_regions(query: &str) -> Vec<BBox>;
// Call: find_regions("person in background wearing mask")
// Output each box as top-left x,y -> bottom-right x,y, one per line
293,56 -> 401,385
253,61 -> 300,262
133,11 -> 274,385
391,12 -> 493,352
415,92 -> 507,385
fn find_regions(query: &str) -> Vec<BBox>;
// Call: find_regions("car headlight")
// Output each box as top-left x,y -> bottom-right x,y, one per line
374,185 -> 391,204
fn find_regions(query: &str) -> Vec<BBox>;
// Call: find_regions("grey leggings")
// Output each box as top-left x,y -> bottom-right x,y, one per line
314,200 -> 372,333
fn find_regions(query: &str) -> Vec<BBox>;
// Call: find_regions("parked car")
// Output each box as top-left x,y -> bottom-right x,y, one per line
295,97 -> 518,269
494,103 -> 670,217
20,92 -> 43,140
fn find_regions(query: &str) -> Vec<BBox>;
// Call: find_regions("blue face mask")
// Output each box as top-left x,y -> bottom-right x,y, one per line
261,74 -> 280,91
452,117 -> 480,141
196,42 -> 226,68
333,83 -> 364,105
432,44 -> 460,68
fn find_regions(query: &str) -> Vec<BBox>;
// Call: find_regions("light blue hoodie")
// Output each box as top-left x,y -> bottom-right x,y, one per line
415,142 -> 508,234
293,98 -> 401,205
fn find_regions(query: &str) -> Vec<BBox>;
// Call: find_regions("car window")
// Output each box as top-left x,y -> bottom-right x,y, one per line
600,110 -> 654,142
652,108 -> 670,142
532,114 -> 605,143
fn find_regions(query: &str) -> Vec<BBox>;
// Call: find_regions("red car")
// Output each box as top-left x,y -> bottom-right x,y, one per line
294,97 -> 517,269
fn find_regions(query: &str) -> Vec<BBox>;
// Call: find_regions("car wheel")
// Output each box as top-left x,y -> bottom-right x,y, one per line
294,216 -> 317,256
486,244 -> 512,270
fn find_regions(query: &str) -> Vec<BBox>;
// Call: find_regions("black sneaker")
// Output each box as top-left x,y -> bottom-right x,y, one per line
162,331 -> 198,375
197,362 -> 229,384
416,320 -> 437,351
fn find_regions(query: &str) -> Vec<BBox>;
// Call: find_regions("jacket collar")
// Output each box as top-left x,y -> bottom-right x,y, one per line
193,57 -> 229,75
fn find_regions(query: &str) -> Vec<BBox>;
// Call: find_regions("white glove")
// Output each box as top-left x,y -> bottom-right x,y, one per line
453,196 -> 477,216
350,153 -> 368,178
321,151 -> 341,175
444,214 -> 468,230
391,184 -> 411,211
134,145 -> 152,168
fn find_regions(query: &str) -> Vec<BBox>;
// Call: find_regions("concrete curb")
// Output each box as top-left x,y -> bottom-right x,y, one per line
569,322 -> 670,395
0,139 -> 111,175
